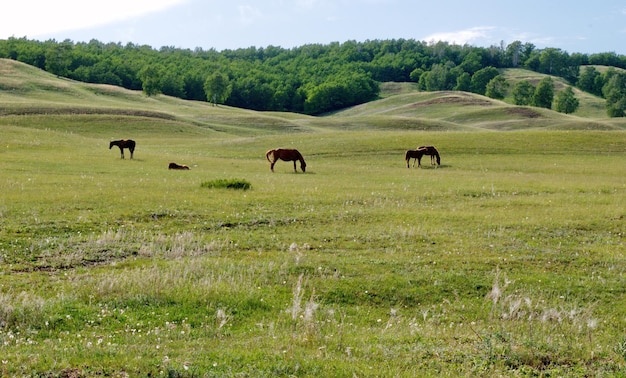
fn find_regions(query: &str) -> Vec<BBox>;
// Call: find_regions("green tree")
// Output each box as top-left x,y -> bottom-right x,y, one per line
538,48 -> 579,83
511,80 -> 535,105
409,68 -> 424,82
204,72 -> 231,105
470,66 -> 499,95
423,63 -> 451,91
520,43 -> 536,66
183,72 -> 208,101
505,41 -> 523,67
532,77 -> 554,109
577,66 -> 602,96
44,40 -> 73,77
485,75 -> 509,99
302,70 -> 379,114
602,72 -> 626,117
138,64 -> 164,96
454,72 -> 471,91
459,51 -> 483,74
538,48 -> 567,76
554,86 -> 579,114
160,71 -> 185,98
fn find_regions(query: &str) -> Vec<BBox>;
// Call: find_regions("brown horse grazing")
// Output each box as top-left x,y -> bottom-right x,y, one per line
109,139 -> 136,159
405,149 -> 426,168
416,145 -> 441,166
265,148 -> 306,172
168,162 -> 190,170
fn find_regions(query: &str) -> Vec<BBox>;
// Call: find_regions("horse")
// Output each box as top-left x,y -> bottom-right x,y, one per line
265,148 -> 306,172
416,145 -> 441,166
168,162 -> 190,170
109,139 -> 136,159
405,149 -> 426,168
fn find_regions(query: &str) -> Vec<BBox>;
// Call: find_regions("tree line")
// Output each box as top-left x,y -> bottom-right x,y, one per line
1,37 -> 625,116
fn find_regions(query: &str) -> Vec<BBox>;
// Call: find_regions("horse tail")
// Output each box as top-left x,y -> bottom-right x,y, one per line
265,149 -> 275,163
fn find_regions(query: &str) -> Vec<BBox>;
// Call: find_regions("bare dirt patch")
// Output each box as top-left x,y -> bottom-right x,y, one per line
412,94 -> 494,107
505,107 -> 542,118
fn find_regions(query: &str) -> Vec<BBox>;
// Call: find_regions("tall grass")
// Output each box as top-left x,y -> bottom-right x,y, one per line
1,125 -> 625,375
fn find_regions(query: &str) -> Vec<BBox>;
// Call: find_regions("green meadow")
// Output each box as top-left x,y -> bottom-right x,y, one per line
1,59 -> 626,376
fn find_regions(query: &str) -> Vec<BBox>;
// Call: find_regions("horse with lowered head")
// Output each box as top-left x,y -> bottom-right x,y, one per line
405,145 -> 441,168
109,139 -> 136,159
416,145 -> 440,166
405,149 -> 427,168
265,148 -> 306,173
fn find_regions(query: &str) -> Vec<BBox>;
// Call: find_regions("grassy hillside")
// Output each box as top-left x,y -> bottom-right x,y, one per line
1,58 -> 626,376
2,59 -> 625,135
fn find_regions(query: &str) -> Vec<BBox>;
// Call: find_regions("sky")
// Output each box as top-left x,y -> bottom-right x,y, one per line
2,0 -> 625,55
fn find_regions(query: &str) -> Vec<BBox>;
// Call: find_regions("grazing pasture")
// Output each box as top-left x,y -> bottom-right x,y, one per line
0,59 -> 626,376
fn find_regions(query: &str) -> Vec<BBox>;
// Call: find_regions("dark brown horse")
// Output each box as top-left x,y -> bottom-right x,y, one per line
405,149 -> 426,168
416,145 -> 441,166
168,162 -> 190,170
109,139 -> 136,159
265,148 -> 306,172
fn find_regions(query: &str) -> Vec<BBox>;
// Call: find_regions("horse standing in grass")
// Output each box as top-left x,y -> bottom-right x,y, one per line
416,145 -> 441,166
405,149 -> 426,168
265,148 -> 306,172
109,139 -> 136,159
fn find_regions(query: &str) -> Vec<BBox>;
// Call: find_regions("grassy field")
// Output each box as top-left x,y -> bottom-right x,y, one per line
1,59 -> 626,376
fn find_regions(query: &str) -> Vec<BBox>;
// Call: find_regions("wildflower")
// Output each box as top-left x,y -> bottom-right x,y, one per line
587,318 -> 598,330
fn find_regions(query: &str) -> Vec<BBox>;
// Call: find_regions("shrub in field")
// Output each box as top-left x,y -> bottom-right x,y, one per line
200,178 -> 251,190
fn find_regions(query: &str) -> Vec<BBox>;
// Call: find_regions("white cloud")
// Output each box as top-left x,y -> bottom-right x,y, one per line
0,0 -> 188,38
423,26 -> 495,45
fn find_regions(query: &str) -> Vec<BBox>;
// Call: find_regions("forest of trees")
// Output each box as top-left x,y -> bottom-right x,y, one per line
1,37 -> 625,116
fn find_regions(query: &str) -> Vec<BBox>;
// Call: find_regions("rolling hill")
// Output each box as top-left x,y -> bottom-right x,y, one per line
1,58 -> 625,134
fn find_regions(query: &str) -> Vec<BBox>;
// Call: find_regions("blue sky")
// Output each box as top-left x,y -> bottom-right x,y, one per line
2,0 -> 625,54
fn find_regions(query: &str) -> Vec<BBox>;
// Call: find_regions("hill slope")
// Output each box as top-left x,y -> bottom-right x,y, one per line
1,59 -> 625,134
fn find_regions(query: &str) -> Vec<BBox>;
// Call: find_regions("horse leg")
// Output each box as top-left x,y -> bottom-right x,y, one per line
120,148 -> 124,159
417,156 -> 422,168
292,160 -> 297,172
270,161 -> 275,172
130,148 -> 134,159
